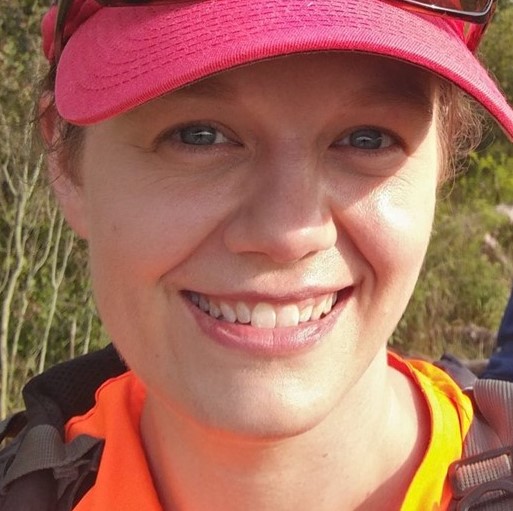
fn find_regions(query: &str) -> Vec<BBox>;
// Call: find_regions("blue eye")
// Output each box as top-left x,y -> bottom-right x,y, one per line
179,125 -> 228,145
337,128 -> 395,150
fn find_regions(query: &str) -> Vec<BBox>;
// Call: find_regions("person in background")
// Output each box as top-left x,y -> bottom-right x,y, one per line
482,286 -> 513,381
1,1 -> 513,510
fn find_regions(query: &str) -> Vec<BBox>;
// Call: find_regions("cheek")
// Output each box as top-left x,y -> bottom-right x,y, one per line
330,171 -> 438,350
365,181 -> 436,272
79,135 -> 245,285
334,167 -> 438,310
83,187 -> 231,370
81,175 -> 241,345
368,188 -> 436,325
84,178 -> 237,284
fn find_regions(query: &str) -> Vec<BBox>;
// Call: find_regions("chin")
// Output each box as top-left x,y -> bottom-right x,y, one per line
179,380 -> 339,441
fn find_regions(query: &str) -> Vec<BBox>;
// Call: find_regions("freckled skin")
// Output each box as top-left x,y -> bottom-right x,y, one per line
53,53 -> 438,442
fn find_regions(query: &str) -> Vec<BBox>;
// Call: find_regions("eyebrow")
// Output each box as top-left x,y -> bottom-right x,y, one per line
348,82 -> 435,116
171,78 -> 238,101
163,73 -> 435,119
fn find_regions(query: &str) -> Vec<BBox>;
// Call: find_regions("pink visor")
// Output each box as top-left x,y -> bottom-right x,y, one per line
41,0 -> 513,140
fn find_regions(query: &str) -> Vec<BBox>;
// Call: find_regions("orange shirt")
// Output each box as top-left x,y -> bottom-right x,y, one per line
390,354 -> 473,510
66,353 -> 473,510
66,372 -> 162,511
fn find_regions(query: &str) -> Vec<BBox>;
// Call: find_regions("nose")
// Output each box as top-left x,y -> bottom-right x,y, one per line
223,153 -> 337,264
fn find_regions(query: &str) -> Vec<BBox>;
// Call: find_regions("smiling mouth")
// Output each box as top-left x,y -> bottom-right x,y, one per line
184,291 -> 340,328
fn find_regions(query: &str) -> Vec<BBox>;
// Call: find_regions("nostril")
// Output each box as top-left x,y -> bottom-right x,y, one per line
222,187 -> 337,262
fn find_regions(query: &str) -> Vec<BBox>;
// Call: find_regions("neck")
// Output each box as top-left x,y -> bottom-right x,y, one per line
140,351 -> 428,511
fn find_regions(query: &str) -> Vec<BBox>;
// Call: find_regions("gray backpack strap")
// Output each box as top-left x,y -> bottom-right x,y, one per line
0,423 -> 104,511
0,345 -> 127,511
448,379 -> 513,510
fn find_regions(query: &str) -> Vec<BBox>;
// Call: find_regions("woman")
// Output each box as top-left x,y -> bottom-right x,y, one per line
1,0 -> 513,510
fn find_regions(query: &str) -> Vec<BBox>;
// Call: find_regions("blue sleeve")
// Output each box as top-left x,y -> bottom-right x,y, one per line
481,287 -> 513,381
497,287 -> 513,347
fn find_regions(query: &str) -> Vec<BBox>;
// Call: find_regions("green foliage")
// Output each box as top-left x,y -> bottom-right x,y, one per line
392,146 -> 513,359
392,196 -> 511,358
451,149 -> 513,205
478,0 -> 513,147
481,0 -> 513,104
0,1 -> 107,415
0,0 -> 46,125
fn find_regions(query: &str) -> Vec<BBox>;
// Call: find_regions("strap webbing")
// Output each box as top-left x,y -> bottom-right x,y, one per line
449,379 -> 513,510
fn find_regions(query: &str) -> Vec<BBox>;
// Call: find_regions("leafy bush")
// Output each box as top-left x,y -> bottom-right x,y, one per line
392,148 -> 513,359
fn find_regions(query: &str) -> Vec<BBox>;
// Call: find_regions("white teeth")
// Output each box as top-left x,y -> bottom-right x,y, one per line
276,304 -> 300,327
190,290 -> 341,328
209,302 -> 221,319
251,303 -> 277,328
235,302 -> 251,324
310,300 -> 325,321
199,295 -> 210,312
220,302 -> 237,323
299,304 -> 313,323
323,296 -> 333,314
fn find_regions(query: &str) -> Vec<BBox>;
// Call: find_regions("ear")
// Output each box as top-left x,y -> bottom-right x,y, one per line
40,94 -> 90,239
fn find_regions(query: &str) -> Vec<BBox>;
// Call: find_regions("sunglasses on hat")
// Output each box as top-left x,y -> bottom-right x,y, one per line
52,0 -> 496,65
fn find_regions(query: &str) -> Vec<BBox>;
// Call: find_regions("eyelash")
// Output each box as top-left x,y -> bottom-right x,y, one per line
154,123 -> 403,159
332,127 -> 402,154
155,122 -> 239,152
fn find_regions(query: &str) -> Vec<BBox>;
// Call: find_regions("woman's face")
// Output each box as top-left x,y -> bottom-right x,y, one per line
57,53 -> 439,437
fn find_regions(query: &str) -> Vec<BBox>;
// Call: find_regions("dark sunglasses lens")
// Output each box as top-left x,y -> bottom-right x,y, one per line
459,0 -> 492,11
412,0 -> 492,14
98,0 -> 494,14
99,0 -> 171,5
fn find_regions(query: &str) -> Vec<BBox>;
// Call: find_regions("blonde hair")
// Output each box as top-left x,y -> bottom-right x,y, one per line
437,82 -> 484,183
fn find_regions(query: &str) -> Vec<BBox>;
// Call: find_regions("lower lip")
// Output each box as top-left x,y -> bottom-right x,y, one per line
183,289 -> 353,357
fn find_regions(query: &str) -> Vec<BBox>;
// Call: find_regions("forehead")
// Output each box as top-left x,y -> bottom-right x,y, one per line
113,52 -> 438,133
168,53 -> 436,111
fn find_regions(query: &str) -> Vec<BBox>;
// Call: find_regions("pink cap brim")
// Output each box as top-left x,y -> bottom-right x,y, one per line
44,0 -> 513,139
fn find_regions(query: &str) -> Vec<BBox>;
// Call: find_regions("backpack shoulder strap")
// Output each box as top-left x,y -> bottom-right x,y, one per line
436,354 -> 513,510
0,345 -> 127,511
0,424 -> 104,511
